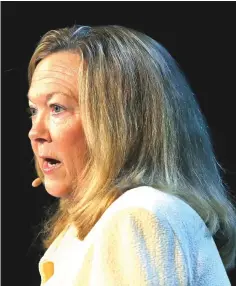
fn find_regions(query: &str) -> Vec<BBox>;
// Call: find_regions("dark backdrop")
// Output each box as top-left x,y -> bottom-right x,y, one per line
2,2 -> 236,285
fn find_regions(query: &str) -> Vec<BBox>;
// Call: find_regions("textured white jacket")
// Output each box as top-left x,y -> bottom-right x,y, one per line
39,186 -> 231,285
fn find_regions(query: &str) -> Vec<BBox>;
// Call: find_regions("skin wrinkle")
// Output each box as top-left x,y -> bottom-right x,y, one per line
28,89 -> 77,103
29,80 -> 78,99
28,52 -> 88,198
32,64 -> 81,79
30,60 -> 81,96
31,73 -> 79,84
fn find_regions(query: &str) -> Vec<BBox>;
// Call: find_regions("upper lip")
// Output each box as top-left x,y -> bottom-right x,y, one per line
39,155 -> 61,162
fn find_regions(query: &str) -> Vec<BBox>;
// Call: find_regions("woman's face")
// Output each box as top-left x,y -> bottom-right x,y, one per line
28,52 -> 88,198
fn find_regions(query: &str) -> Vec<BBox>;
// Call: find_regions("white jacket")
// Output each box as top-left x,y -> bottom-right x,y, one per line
39,186 -> 231,285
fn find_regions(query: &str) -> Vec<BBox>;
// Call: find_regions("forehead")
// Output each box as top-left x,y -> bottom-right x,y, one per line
32,52 -> 81,79
29,52 -> 82,100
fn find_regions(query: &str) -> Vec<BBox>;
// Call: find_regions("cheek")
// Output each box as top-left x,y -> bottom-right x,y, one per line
31,141 -> 38,155
58,127 -> 87,179
55,121 -> 87,157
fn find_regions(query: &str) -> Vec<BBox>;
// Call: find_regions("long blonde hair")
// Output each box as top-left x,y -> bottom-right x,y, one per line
28,25 -> 236,271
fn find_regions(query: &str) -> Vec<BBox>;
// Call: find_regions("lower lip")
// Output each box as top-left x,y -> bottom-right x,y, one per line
43,161 -> 62,175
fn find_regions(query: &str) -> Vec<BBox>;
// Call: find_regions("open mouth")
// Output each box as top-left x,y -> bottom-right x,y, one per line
42,157 -> 62,173
44,158 -> 62,167
45,158 -> 60,164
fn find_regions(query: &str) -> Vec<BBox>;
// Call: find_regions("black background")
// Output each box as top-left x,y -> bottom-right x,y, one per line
2,2 -> 236,285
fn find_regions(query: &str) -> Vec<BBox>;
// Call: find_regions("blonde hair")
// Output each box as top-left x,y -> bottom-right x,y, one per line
28,25 -> 236,271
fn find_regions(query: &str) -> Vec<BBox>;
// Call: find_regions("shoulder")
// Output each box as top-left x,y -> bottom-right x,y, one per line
99,186 -> 207,236
74,187 -> 196,285
105,185 -> 190,215
85,185 -> 210,257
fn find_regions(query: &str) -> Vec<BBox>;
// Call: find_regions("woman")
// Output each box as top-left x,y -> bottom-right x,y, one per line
27,25 -> 235,285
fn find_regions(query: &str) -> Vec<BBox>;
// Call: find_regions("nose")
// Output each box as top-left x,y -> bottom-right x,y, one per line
28,115 -> 51,143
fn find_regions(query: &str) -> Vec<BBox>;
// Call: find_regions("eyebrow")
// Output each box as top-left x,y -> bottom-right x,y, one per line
27,92 -> 72,102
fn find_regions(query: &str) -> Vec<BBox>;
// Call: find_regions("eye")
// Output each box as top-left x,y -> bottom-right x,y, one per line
50,104 -> 65,114
26,107 -> 37,118
26,104 -> 66,119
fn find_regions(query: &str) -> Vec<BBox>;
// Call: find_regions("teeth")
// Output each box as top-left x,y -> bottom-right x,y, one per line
48,162 -> 60,167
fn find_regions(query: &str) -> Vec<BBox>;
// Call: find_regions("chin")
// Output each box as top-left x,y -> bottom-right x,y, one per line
45,181 -> 71,198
